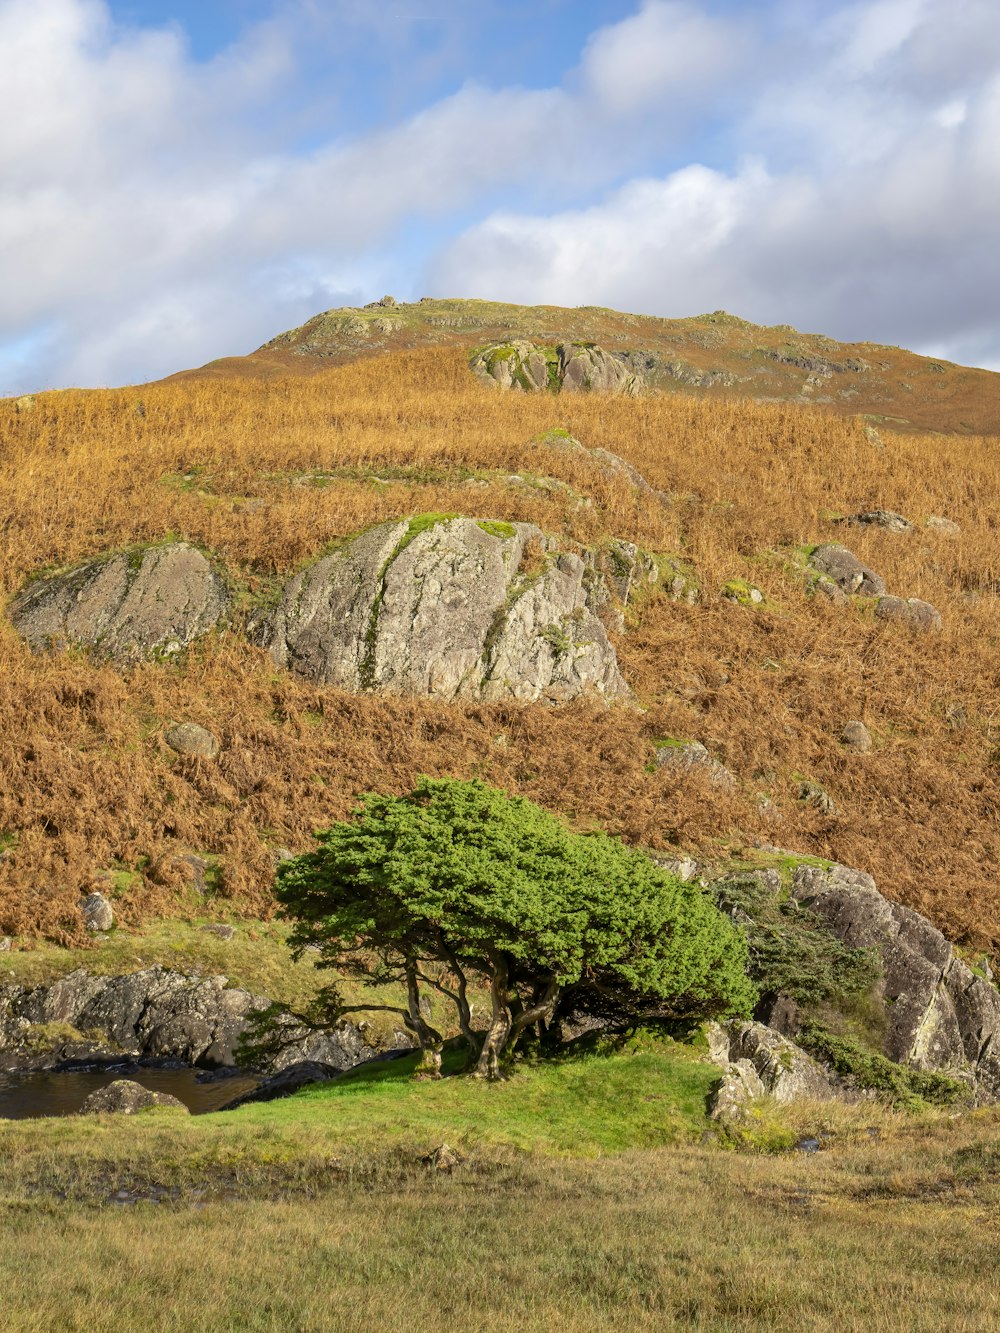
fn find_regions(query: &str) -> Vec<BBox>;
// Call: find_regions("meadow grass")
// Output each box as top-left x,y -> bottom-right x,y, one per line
0,1036 -> 997,1331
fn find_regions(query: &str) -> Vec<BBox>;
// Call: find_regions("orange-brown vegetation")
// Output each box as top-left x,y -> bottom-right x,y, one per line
0,346 -> 998,949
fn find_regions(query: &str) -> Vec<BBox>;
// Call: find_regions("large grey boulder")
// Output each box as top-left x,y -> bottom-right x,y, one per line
79,1079 -> 188,1115
792,863 -> 1000,1100
470,341 -> 642,395
265,517 -> 635,704
9,543 -> 228,662
559,343 -> 641,394
0,967 -> 377,1075
809,544 -> 886,597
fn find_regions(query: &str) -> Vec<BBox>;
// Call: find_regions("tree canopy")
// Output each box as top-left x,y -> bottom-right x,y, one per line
274,777 -> 754,1077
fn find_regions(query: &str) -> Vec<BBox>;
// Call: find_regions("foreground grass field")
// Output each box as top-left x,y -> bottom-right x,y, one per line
1,1042 -> 998,1331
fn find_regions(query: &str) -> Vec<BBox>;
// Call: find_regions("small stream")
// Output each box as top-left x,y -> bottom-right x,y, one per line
0,1068 -> 258,1118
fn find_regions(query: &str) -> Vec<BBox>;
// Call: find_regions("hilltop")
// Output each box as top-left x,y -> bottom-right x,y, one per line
177,297 -> 1000,437
0,302 -> 997,958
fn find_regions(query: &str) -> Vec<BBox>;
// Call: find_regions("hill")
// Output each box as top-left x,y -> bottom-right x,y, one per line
177,297 -> 1000,437
0,303 -> 998,958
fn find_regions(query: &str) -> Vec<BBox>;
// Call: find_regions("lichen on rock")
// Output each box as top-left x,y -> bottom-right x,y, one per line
9,543 -> 228,663
264,516 -> 645,705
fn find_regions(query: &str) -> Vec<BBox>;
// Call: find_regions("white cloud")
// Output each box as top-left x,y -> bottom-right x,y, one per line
578,1 -> 743,116
1,0 -> 999,390
433,1 -> 1000,369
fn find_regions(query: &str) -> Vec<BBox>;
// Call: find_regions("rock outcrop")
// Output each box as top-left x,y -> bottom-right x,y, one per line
264,517 -> 639,704
707,1021 -> 845,1118
809,544 -> 886,597
79,1078 -> 189,1115
841,720 -> 873,753
10,543 -> 228,662
470,341 -> 642,395
0,968 -> 378,1075
164,722 -> 220,760
792,863 -> 1000,1101
875,596 -> 942,630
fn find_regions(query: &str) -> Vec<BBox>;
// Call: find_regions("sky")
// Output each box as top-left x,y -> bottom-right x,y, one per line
2,0 -> 999,393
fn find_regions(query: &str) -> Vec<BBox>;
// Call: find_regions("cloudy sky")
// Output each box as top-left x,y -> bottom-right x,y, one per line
2,0 -> 999,393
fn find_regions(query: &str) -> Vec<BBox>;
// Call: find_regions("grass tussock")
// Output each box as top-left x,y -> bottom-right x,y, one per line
0,346 -> 998,948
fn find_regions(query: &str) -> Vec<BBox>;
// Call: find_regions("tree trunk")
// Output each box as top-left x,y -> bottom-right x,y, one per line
474,954 -> 512,1080
404,962 -> 443,1078
508,975 -> 560,1056
435,935 -> 481,1065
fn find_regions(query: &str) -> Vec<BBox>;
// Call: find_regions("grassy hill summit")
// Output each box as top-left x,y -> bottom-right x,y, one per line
181,296 -> 1000,437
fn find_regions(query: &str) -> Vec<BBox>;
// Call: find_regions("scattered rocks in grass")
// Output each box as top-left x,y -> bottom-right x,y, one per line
78,1078 -> 189,1115
421,1143 -> 463,1172
164,722 -> 219,760
809,544 -> 886,597
200,924 -> 236,942
798,781 -> 836,815
925,515 -> 961,535
655,741 -> 737,790
0,938 -> 10,952
722,580 -> 764,605
875,596 -> 942,630
837,510 -> 912,533
80,892 -> 114,932
841,720 -> 873,753
10,543 -> 228,662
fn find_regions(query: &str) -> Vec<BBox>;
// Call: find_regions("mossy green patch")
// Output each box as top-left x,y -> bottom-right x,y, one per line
477,520 -> 516,539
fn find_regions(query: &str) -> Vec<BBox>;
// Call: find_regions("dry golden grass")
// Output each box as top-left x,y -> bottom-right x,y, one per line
0,347 -> 998,947
0,1086 -> 998,1332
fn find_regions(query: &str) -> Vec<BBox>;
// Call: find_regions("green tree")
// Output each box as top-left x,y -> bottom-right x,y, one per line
274,778 -> 754,1079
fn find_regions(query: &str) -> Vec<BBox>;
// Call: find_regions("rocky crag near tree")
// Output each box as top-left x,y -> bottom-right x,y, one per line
705,858 -> 1000,1114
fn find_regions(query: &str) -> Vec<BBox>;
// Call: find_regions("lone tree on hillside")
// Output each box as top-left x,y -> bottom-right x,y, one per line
269,778 -> 754,1079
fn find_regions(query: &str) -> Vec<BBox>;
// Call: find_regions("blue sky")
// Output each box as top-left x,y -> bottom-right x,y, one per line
2,0 -> 999,392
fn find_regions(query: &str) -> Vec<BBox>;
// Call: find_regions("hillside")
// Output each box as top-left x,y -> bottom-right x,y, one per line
0,308 -> 998,958
178,297 -> 1000,437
